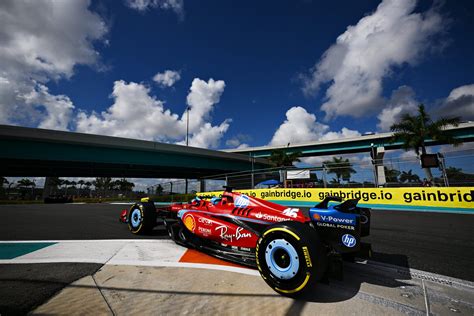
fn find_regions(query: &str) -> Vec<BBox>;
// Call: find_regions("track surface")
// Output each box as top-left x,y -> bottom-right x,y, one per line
0,262 -> 102,315
1,203 -> 473,281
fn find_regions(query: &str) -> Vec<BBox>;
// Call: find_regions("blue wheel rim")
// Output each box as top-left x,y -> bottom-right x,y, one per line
130,208 -> 142,228
265,239 -> 300,280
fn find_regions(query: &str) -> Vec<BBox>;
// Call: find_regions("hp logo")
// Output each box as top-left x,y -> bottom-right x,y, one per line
342,234 -> 356,248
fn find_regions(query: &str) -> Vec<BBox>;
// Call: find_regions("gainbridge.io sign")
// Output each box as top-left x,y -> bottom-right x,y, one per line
197,187 -> 474,214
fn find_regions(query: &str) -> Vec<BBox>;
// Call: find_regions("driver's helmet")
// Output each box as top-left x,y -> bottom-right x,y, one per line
191,196 -> 201,206
210,197 -> 222,205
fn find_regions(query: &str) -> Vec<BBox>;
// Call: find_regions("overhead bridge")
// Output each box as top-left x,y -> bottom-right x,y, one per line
225,122 -> 474,158
0,125 -> 269,178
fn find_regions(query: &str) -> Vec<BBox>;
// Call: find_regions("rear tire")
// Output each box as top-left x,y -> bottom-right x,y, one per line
256,221 -> 327,297
128,201 -> 157,234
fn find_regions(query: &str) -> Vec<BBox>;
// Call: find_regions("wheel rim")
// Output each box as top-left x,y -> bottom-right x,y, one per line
130,208 -> 142,228
265,239 -> 300,280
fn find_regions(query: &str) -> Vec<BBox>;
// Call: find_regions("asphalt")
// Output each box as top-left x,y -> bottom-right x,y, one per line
0,203 -> 473,281
0,262 -> 102,315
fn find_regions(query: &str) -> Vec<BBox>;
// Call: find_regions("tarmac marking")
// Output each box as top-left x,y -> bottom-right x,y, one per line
179,248 -> 244,268
0,242 -> 56,259
0,239 -> 259,276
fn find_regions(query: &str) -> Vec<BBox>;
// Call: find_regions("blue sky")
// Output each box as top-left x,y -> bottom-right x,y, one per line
1,0 -> 473,153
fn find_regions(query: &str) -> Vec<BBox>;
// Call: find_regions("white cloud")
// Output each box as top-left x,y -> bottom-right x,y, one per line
76,78 -> 229,148
185,78 -> 226,135
125,0 -> 184,19
301,0 -> 444,119
435,84 -> 474,121
22,84 -> 75,131
0,0 -> 107,130
269,106 -> 329,146
181,121 -> 231,148
269,106 -> 360,146
377,86 -> 418,131
153,70 -> 181,87
225,134 -> 252,148
269,106 -> 361,166
320,127 -> 361,141
76,80 -> 182,141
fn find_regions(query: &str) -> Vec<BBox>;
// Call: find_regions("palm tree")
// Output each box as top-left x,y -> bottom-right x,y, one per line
384,167 -> 400,183
445,167 -> 474,185
399,170 -> 420,183
390,104 -> 461,181
268,149 -> 302,167
0,177 -> 8,198
84,181 -> 92,196
63,180 -> 71,195
0,177 -> 8,188
48,177 -> 62,194
78,180 -> 85,195
323,157 -> 356,184
17,179 -> 35,197
17,179 -> 34,189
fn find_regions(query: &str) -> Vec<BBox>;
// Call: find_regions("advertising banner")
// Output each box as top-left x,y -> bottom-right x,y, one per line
286,169 -> 311,179
197,187 -> 474,214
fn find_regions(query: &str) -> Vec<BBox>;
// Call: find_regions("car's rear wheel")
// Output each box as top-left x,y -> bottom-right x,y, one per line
128,201 -> 156,234
256,221 -> 327,297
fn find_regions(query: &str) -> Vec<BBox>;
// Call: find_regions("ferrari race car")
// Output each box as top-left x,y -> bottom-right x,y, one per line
124,187 -> 371,297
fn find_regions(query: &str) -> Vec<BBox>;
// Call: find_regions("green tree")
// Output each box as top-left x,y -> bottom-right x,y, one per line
445,167 -> 474,185
155,184 -> 164,195
47,177 -> 62,194
268,149 -> 302,167
112,178 -> 135,192
1,177 -> 8,187
0,177 -> 9,198
84,181 -> 92,196
17,178 -> 36,197
323,157 -> 356,184
93,177 -> 113,190
63,180 -> 71,195
17,178 -> 35,189
390,104 -> 461,181
399,170 -> 420,183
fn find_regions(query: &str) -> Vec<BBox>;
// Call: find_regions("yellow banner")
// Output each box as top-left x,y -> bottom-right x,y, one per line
197,187 -> 474,213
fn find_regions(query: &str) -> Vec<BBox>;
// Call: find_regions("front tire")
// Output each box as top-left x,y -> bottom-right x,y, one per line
128,201 -> 157,234
256,221 -> 327,297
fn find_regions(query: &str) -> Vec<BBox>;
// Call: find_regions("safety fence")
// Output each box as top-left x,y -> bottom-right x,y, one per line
147,147 -> 474,195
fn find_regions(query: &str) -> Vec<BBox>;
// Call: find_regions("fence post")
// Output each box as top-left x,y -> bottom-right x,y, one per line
438,153 -> 449,187
322,167 -> 327,188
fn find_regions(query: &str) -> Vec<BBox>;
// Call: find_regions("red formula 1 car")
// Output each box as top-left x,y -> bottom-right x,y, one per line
123,187 -> 371,297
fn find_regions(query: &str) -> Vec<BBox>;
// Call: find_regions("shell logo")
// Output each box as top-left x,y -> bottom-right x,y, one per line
312,213 -> 321,221
183,214 -> 196,232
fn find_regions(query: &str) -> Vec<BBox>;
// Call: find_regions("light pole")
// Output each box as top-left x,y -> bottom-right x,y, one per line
185,106 -> 191,194
186,106 -> 190,146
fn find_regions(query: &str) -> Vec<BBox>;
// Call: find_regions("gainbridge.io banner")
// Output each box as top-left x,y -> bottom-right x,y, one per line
197,187 -> 474,214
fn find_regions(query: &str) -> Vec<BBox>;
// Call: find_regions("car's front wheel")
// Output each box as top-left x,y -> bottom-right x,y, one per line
255,221 -> 327,297
128,201 -> 156,234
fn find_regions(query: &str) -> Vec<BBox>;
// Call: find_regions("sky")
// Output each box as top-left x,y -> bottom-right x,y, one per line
1,0 -> 474,189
